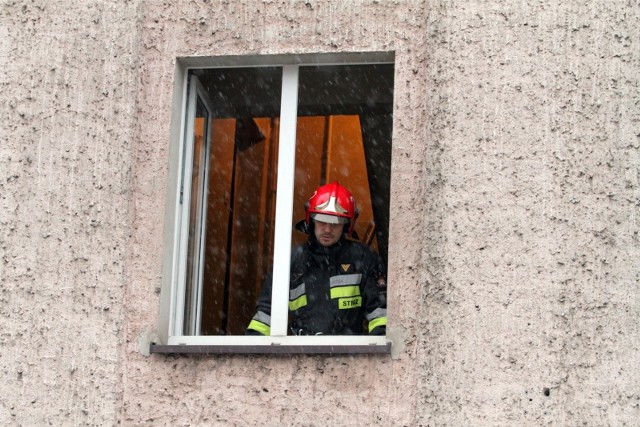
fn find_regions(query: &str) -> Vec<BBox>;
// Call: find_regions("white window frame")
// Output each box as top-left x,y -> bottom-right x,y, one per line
155,53 -> 394,354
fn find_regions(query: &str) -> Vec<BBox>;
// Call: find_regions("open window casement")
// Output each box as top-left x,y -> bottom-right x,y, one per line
154,54 -> 394,354
174,75 -> 213,337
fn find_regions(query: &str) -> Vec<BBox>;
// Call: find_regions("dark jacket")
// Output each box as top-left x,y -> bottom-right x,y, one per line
247,236 -> 387,335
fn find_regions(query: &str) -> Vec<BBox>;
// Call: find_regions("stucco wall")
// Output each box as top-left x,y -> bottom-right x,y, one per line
1,0 -> 638,426
0,0 -> 139,425
419,2 -> 639,425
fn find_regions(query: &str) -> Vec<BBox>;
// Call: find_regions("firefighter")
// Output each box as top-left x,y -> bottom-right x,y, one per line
246,181 -> 387,336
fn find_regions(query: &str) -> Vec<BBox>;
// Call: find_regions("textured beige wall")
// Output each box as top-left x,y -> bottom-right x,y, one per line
419,2 -> 639,425
1,0 -> 638,426
0,0 -> 139,425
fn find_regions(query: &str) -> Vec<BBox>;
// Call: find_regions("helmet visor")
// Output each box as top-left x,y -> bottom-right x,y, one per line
311,213 -> 350,224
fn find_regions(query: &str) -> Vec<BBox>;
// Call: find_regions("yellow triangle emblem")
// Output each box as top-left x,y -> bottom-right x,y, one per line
341,264 -> 351,272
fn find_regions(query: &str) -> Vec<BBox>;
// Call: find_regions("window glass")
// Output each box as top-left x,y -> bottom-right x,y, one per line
185,67 -> 282,335
293,64 -> 393,267
183,96 -> 210,335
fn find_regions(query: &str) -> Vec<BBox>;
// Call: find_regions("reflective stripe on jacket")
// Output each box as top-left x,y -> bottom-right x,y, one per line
247,237 -> 387,335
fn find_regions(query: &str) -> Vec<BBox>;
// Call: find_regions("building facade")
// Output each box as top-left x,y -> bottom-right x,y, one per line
1,0 -> 638,425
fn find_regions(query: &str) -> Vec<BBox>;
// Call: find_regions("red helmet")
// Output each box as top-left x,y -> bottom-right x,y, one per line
305,181 -> 357,236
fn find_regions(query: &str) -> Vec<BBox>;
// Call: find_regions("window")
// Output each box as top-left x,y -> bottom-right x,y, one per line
154,53 -> 394,354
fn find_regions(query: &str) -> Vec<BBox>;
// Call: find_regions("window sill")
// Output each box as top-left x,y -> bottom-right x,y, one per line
150,335 -> 391,354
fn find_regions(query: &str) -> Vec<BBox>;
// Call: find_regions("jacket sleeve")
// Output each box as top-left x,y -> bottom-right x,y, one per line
246,274 -> 273,336
246,246 -> 307,335
362,249 -> 387,335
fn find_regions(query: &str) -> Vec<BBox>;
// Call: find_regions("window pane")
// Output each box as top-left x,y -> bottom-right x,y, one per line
287,64 -> 393,335
189,67 -> 282,335
294,64 -> 393,265
183,96 -> 209,335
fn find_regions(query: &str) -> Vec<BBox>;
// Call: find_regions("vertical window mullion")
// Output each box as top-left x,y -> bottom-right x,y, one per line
270,65 -> 299,337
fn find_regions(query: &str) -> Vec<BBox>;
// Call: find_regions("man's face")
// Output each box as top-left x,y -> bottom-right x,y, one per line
314,219 -> 344,247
